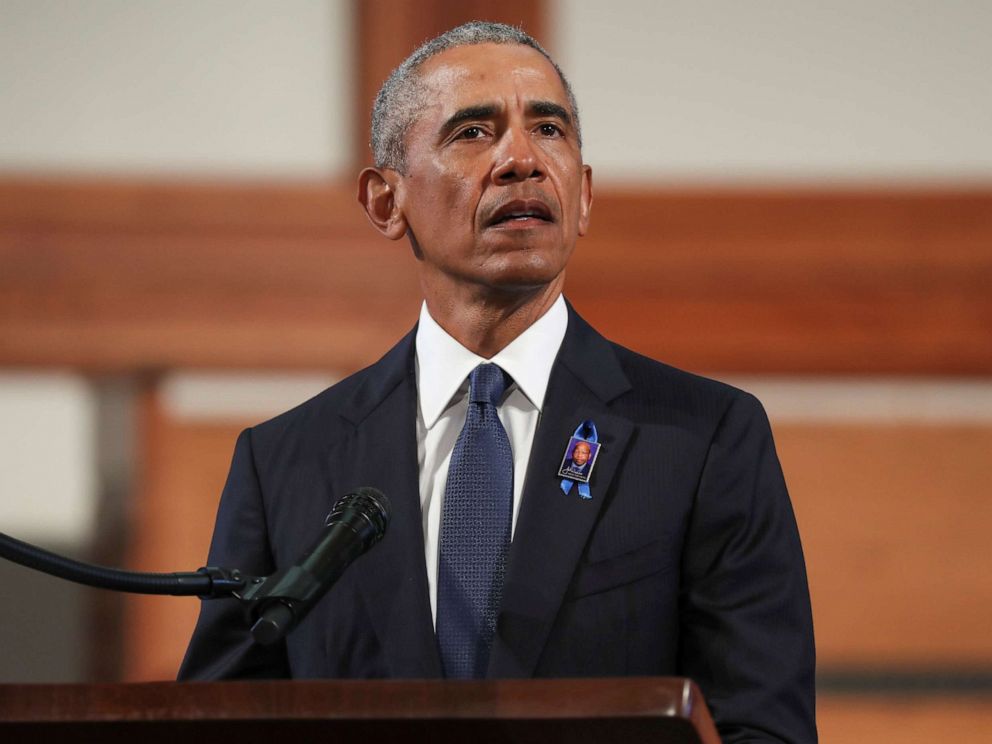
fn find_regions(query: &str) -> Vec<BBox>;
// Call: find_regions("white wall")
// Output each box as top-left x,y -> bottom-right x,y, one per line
0,0 -> 352,178
2,1 -> 989,184
553,0 -> 992,184
0,373 -> 97,545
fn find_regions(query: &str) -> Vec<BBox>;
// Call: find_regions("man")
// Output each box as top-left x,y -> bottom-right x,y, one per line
560,440 -> 594,479
180,21 -> 816,743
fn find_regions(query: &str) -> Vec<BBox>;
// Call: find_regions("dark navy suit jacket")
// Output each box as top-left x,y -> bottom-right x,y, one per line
179,306 -> 816,743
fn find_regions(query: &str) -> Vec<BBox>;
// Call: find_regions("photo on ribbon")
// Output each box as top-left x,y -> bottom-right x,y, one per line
557,437 -> 601,483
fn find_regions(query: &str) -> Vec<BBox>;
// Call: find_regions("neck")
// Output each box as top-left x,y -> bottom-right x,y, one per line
423,278 -> 564,358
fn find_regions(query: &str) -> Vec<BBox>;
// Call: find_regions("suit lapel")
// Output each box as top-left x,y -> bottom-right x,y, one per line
489,308 -> 634,677
330,308 -> 633,679
335,329 -> 443,678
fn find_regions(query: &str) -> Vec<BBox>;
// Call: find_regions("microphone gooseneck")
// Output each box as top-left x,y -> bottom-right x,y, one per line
0,486 -> 390,645
244,487 -> 391,645
0,530 -> 245,597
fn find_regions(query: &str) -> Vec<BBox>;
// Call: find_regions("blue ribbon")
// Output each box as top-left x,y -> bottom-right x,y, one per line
560,420 -> 598,500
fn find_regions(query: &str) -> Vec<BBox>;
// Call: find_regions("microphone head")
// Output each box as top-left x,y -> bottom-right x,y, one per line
326,487 -> 390,547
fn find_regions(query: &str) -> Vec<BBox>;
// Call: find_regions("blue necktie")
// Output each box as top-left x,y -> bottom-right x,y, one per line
437,363 -> 513,678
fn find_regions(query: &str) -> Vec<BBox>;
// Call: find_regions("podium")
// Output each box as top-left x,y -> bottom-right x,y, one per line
0,677 -> 720,743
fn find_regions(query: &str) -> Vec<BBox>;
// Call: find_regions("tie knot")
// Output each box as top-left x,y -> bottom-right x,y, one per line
468,363 -> 509,406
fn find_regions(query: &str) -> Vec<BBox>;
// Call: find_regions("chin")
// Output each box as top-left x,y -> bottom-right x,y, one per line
482,253 -> 567,290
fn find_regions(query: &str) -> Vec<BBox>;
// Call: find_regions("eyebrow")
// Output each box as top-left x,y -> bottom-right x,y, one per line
437,100 -> 574,139
438,104 -> 499,139
528,100 -> 573,127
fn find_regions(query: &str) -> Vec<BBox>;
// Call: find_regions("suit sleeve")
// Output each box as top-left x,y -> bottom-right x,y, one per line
177,428 -> 292,680
679,392 -> 817,743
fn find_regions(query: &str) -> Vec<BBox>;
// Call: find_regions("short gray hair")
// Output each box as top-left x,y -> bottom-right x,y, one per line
370,21 -> 581,172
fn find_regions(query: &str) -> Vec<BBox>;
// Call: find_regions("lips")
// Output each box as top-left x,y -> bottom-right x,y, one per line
485,198 -> 555,227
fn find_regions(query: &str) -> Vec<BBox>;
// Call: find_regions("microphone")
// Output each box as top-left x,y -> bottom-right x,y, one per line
244,487 -> 390,645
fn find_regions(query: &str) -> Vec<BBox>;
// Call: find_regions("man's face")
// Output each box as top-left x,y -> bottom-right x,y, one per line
572,442 -> 591,466
390,43 -> 592,297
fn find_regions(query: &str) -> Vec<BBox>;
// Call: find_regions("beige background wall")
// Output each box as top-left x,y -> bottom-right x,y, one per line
3,1 -> 991,181
0,0 -> 352,177
553,0 -> 992,183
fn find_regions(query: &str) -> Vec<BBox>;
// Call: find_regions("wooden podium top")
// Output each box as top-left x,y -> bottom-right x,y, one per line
0,676 -> 720,743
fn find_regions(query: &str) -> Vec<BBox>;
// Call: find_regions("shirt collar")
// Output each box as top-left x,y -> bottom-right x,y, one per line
415,294 -> 568,429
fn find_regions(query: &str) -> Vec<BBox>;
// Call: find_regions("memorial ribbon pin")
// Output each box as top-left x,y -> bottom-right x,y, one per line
558,420 -> 601,500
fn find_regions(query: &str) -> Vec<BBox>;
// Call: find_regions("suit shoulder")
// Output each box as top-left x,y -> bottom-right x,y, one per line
251,366 -> 374,438
251,365 -> 396,467
607,341 -> 764,424
248,329 -> 415,447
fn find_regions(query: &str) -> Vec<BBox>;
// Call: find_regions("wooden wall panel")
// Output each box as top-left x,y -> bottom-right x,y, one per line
777,423 -> 992,666
573,189 -> 992,374
2,178 -> 990,375
355,0 -> 546,163
123,385 -> 248,681
817,697 -> 992,744
0,179 -> 420,372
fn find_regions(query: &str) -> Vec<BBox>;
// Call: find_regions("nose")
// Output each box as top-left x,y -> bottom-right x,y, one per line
491,127 -> 545,184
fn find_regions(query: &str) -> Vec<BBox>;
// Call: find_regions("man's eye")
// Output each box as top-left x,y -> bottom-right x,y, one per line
538,123 -> 563,137
457,126 -> 486,139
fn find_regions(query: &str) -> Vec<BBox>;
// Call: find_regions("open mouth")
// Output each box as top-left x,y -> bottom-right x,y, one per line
487,199 -> 554,227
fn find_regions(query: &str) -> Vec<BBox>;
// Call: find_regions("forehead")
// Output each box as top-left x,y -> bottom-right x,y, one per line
415,42 -> 570,114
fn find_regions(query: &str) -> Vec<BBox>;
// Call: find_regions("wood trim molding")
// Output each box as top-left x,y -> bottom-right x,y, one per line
1,176 -> 990,375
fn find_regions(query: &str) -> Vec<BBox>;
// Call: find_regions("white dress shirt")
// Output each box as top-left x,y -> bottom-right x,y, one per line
415,294 -> 568,625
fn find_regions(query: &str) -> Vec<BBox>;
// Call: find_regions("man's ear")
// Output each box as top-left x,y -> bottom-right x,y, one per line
357,167 -> 408,240
577,164 -> 593,237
